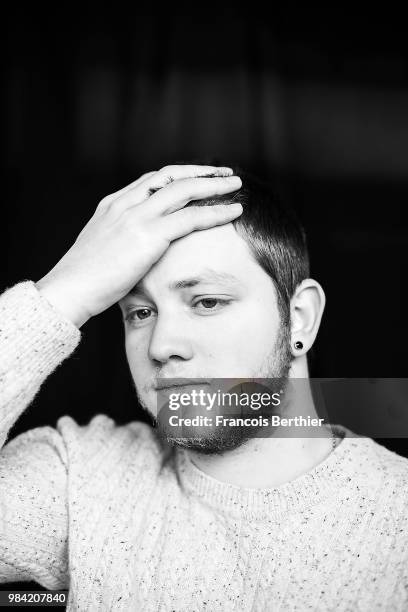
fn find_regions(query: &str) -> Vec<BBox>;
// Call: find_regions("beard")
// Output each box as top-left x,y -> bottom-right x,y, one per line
134,321 -> 293,456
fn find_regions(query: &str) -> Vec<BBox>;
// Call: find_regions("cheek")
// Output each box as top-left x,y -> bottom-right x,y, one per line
125,334 -> 150,378
204,300 -> 280,360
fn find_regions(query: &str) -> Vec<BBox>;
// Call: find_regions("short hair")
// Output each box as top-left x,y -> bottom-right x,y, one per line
187,167 -> 310,327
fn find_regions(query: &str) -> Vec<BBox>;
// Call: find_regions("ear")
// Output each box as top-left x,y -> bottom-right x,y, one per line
290,279 -> 326,355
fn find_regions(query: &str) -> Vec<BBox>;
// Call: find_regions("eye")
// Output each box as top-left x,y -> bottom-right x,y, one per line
198,298 -> 218,309
192,297 -> 232,313
125,307 -> 154,324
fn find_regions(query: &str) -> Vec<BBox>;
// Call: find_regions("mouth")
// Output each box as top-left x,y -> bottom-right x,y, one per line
154,379 -> 212,391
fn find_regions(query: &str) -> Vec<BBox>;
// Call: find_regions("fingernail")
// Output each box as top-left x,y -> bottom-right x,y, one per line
225,175 -> 241,183
229,203 -> 243,210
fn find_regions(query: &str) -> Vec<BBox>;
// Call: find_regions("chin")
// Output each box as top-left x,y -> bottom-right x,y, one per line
156,426 -> 259,456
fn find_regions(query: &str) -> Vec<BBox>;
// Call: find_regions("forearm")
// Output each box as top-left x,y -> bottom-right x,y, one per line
0,281 -> 81,448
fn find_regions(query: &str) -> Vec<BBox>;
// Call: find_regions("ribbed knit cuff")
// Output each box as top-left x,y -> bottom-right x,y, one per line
0,280 -> 81,378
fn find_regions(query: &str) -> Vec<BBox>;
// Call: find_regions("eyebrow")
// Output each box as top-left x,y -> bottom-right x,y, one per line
128,268 -> 242,297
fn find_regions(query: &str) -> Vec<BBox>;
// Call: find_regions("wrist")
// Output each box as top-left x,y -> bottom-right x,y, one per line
35,276 -> 91,329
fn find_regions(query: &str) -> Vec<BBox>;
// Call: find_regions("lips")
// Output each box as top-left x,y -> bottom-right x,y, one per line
154,379 -> 211,391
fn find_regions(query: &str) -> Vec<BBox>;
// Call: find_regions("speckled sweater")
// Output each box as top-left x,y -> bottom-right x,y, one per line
1,281 -> 408,611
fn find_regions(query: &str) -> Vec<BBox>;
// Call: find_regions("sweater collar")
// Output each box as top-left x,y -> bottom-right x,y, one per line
176,425 -> 375,520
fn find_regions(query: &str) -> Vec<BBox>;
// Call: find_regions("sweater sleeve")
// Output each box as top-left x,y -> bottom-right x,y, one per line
0,281 -> 81,447
0,281 -> 81,587
0,423 -> 71,588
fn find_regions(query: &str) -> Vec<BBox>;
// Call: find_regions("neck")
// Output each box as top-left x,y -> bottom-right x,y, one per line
186,362 -> 334,489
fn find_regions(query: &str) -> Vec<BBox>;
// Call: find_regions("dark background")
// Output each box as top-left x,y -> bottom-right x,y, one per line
2,8 -> 408,595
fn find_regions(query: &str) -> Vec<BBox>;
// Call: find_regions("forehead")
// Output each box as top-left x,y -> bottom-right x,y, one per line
139,222 -> 271,290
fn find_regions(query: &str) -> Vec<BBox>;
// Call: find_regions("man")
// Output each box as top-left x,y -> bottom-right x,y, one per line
0,164 -> 407,611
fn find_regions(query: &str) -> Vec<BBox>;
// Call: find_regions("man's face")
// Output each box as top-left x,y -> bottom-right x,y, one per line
119,222 -> 292,453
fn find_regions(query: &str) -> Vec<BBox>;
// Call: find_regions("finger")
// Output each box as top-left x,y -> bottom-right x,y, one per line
97,171 -> 157,211
143,175 -> 242,216
160,203 -> 243,241
141,165 -> 235,196
111,165 -> 234,212
111,171 -> 157,199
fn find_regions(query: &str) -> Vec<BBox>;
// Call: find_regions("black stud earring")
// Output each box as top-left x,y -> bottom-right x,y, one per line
294,341 -> 303,350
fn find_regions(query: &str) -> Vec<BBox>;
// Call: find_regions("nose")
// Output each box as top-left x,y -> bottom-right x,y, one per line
148,312 -> 194,364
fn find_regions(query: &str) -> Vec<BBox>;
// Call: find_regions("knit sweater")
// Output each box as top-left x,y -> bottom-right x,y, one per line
1,282 -> 408,611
